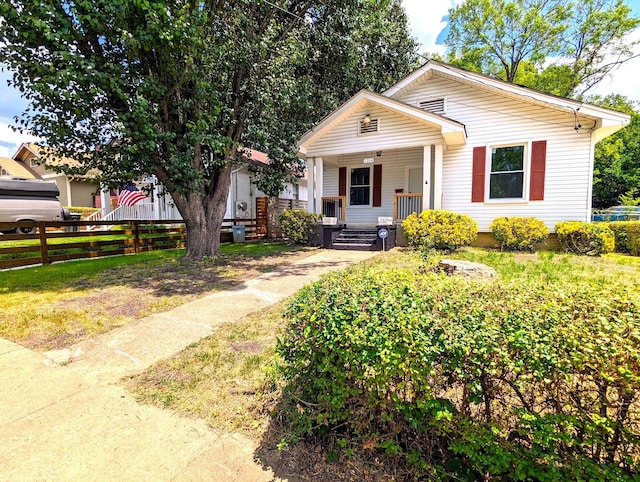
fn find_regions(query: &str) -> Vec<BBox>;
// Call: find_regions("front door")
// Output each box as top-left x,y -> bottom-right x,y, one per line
408,168 -> 422,194
398,167 -> 424,218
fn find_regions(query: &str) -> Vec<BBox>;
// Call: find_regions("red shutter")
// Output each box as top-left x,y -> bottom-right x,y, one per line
529,140 -> 547,201
472,146 -> 486,203
338,167 -> 346,197
373,164 -> 382,207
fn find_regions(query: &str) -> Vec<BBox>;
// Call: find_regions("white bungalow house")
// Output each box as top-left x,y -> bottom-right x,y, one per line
298,61 -> 630,234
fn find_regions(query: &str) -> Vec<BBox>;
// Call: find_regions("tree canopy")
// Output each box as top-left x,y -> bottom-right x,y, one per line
445,0 -> 639,98
0,0 -> 418,259
590,95 -> 640,208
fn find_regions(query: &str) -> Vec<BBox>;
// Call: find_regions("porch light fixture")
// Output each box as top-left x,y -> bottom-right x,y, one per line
362,114 -> 371,127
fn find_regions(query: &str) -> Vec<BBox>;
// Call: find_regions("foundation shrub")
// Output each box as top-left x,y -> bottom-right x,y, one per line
278,209 -> 320,245
555,221 -> 615,255
276,268 -> 640,480
402,210 -> 477,252
606,221 -> 640,256
489,216 -> 549,251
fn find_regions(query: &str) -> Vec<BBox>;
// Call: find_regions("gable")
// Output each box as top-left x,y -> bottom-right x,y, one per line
394,75 -> 596,141
384,61 -> 630,143
0,157 -> 39,179
302,104 -> 447,158
299,90 -> 467,157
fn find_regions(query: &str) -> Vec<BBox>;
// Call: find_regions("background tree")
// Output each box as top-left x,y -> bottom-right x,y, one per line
446,0 -> 639,98
0,0 -> 418,260
590,95 -> 640,208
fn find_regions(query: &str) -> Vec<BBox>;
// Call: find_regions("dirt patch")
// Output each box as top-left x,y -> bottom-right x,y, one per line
513,252 -> 539,263
6,247 -> 316,352
56,288 -> 155,319
21,329 -> 88,351
230,341 -> 263,354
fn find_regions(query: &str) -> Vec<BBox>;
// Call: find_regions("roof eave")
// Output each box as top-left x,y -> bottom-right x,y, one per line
298,90 -> 467,153
593,118 -> 631,143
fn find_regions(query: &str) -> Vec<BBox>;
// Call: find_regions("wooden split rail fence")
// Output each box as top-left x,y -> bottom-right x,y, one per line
0,218 -> 265,270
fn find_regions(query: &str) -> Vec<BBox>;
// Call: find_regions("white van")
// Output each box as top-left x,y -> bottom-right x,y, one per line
0,178 -> 70,233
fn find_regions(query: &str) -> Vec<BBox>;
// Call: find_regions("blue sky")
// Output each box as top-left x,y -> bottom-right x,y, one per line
1,1 -> 640,158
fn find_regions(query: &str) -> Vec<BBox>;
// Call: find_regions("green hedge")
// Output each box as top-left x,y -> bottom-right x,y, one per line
606,221 -> 640,256
277,268 -> 640,480
490,216 -> 549,251
402,210 -> 477,252
556,221 -> 615,256
279,209 -> 320,245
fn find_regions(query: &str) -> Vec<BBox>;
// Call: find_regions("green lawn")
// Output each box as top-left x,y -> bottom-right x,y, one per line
0,242 -> 312,350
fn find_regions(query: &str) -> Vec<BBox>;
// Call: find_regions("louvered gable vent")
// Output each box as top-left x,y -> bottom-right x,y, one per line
359,118 -> 379,134
419,98 -> 445,114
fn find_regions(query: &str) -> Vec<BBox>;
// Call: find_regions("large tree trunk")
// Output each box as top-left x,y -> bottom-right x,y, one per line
168,165 -> 233,261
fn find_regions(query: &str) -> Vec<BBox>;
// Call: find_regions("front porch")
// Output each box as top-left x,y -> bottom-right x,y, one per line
320,192 -> 423,223
306,145 -> 444,225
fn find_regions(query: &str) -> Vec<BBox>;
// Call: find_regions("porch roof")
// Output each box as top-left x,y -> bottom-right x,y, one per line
298,90 -> 467,156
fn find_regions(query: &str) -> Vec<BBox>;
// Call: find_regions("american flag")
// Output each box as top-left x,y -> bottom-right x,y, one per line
117,184 -> 147,206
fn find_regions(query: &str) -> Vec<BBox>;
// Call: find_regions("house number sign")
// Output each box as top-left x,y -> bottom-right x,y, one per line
363,158 -> 374,163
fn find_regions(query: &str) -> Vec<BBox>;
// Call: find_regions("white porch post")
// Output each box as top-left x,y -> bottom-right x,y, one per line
314,157 -> 324,215
65,177 -> 72,206
422,145 -> 432,211
100,185 -> 111,217
433,144 -> 443,209
307,157 -> 316,214
150,176 -> 159,220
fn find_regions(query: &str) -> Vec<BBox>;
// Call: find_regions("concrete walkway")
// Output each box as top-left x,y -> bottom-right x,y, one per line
0,250 -> 377,481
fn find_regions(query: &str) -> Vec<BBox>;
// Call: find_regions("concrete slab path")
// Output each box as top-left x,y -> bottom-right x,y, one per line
0,249 -> 377,481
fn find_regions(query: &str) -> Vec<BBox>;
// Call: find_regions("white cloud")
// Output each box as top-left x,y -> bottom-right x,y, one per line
0,144 -> 14,158
402,0 -> 459,55
588,28 -> 640,103
0,120 -> 42,158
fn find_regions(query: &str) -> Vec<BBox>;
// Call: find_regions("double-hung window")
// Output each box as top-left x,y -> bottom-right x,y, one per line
350,167 -> 370,205
489,145 -> 525,199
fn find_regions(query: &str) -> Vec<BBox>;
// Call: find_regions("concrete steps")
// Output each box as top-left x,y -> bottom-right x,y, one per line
332,229 -> 379,251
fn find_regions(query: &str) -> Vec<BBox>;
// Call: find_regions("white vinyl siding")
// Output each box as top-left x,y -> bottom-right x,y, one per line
397,76 -> 595,231
304,105 -> 443,158
323,148 -> 423,224
226,167 -> 268,219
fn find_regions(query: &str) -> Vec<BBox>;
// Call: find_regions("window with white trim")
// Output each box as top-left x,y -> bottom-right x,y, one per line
489,145 -> 525,199
0,167 -> 8,176
29,158 -> 39,167
350,167 -> 370,205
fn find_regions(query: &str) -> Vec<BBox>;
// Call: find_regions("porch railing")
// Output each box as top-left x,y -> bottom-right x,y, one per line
321,196 -> 347,221
393,193 -> 422,220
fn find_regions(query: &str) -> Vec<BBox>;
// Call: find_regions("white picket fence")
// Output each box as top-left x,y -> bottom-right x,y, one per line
85,202 -> 182,230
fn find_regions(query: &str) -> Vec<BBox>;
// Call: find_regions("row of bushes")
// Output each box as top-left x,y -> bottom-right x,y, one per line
278,208 -> 640,256
402,210 -> 640,256
276,267 -> 640,480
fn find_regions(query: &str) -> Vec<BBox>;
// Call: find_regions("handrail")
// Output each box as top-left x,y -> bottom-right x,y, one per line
393,193 -> 422,220
321,196 -> 346,221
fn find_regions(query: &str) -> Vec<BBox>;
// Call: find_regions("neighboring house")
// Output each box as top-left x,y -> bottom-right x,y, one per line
96,147 -> 307,224
229,148 -> 307,220
298,60 -> 630,231
0,156 -> 39,179
12,143 -> 98,207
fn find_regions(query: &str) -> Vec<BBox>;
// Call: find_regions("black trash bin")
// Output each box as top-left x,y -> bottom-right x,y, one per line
67,212 -> 82,232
